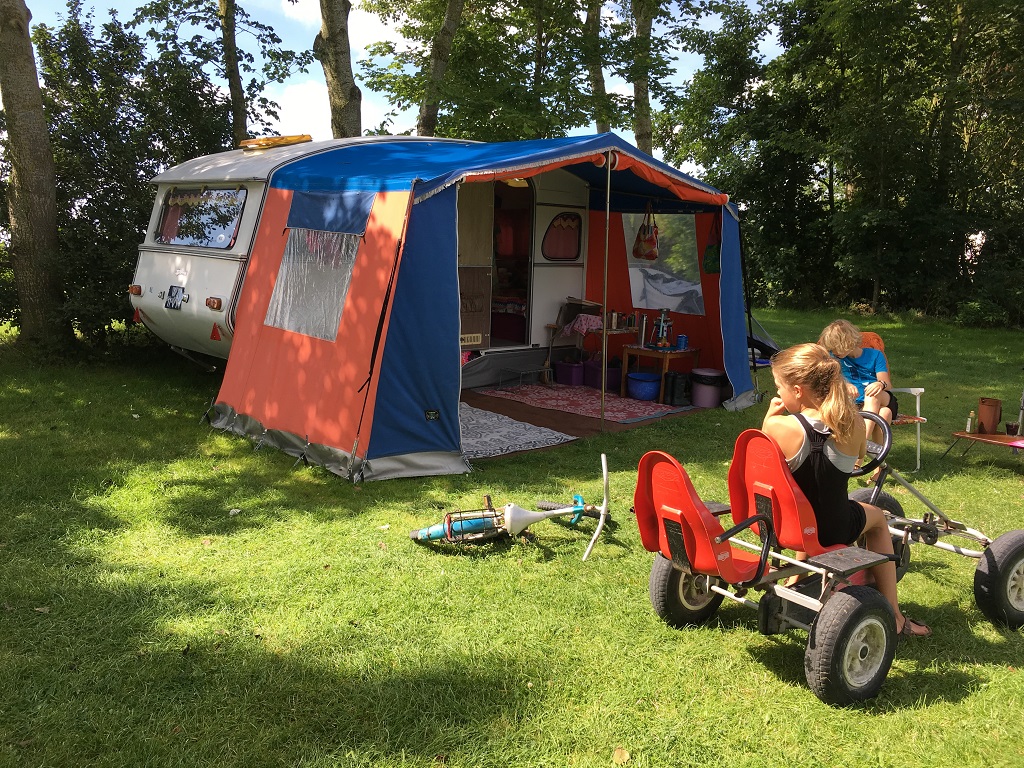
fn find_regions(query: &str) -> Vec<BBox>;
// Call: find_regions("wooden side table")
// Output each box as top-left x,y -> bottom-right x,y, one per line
620,345 -> 701,404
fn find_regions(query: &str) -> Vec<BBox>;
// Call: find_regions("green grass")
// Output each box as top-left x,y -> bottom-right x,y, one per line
1,312 -> 1023,767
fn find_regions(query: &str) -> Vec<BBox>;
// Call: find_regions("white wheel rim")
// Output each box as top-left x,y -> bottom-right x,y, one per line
842,616 -> 888,689
1006,555 -> 1024,611
678,574 -> 715,610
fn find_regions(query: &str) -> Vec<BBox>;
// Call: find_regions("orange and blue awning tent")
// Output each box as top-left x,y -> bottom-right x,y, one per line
210,133 -> 751,481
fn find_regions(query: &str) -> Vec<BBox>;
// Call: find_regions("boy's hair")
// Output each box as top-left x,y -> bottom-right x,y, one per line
818,319 -> 862,358
771,343 -> 859,443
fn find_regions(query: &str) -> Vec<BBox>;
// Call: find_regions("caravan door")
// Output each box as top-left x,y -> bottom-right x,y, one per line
529,170 -> 589,344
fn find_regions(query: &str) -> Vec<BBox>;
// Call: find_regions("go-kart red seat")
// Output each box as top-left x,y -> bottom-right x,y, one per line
727,429 -> 843,557
635,450 -> 764,584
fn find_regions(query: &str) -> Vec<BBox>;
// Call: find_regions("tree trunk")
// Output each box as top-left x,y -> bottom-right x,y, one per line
531,0 -> 549,137
584,0 -> 609,133
315,0 -> 361,138
631,0 -> 654,153
0,0 -> 74,350
218,0 -> 248,145
417,0 -> 464,137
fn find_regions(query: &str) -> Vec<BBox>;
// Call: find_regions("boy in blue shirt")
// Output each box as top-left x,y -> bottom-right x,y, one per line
818,319 -> 899,444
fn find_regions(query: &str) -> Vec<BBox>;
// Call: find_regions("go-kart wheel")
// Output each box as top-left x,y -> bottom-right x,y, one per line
848,488 -> 911,582
805,585 -> 897,706
850,412 -> 892,478
974,529 -> 1024,629
649,553 -> 723,628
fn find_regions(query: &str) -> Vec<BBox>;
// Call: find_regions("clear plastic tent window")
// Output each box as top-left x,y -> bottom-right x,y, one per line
623,212 -> 705,316
265,229 -> 359,341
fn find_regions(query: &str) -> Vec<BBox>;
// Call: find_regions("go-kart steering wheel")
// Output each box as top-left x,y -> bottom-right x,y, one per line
850,411 -> 893,477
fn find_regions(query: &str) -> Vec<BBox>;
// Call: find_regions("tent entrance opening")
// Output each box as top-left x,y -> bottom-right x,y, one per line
457,180 -> 535,353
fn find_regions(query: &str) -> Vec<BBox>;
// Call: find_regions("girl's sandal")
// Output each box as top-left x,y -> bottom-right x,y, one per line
898,617 -> 931,639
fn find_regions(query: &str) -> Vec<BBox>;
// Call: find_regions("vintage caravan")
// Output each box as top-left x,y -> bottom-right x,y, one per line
132,135 -> 598,364
130,133 -> 752,480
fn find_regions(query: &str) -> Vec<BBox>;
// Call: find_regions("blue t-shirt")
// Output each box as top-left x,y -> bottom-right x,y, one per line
837,347 -> 888,404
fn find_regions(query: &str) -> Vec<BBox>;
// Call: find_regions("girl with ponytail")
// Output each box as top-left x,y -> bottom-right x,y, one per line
763,343 -> 931,638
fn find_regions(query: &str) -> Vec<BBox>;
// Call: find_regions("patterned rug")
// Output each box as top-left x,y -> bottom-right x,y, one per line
460,403 -> 576,459
475,383 -> 694,423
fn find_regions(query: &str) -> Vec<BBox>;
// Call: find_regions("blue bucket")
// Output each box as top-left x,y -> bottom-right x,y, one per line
626,372 -> 661,401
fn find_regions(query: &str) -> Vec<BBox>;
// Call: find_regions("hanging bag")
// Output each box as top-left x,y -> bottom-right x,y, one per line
632,202 -> 659,261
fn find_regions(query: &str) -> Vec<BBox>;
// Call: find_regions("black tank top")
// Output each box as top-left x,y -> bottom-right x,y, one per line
790,413 -> 856,546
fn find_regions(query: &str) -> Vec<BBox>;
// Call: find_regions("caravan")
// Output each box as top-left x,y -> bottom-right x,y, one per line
130,133 -> 753,480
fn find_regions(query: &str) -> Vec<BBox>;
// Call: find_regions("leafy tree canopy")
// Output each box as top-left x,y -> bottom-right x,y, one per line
16,0 -> 233,341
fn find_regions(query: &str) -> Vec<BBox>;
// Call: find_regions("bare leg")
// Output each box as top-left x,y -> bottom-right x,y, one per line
860,503 -> 929,635
862,391 -> 893,444
783,550 -> 808,586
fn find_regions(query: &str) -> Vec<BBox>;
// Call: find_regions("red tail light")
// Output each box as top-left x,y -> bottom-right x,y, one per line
128,284 -> 143,296
205,297 -> 223,311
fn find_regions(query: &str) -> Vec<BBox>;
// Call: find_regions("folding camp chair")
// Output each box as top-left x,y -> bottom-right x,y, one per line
861,332 -> 926,471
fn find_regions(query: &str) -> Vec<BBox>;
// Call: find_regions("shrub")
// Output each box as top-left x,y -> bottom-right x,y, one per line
955,298 -> 1010,328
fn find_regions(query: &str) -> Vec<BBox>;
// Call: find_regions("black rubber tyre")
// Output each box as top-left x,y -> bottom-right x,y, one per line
974,529 -> 1024,629
648,553 -> 724,628
848,488 -> 911,582
804,585 -> 897,706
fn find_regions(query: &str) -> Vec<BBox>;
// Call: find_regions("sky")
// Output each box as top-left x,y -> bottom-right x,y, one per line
32,0 -> 403,140
30,0 -> 776,152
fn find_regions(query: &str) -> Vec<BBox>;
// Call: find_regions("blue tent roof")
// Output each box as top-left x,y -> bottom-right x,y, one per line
269,133 -> 729,215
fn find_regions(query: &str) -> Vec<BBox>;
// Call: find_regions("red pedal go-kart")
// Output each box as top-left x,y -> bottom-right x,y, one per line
634,414 -> 1024,706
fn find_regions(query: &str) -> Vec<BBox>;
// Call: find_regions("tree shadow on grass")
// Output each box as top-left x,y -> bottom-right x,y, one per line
0,556 -> 542,766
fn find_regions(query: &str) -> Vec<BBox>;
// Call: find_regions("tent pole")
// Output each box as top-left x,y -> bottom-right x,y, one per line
601,151 -> 613,431
738,221 -> 757,377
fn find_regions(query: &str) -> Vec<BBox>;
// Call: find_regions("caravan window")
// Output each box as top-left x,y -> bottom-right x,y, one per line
541,213 -> 582,261
264,229 -> 359,341
157,187 -> 247,249
624,212 -> 705,315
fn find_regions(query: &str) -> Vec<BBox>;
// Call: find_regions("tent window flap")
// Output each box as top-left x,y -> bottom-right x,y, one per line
264,228 -> 359,340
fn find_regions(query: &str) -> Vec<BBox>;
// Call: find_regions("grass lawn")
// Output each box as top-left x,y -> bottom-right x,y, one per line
1,310 -> 1022,767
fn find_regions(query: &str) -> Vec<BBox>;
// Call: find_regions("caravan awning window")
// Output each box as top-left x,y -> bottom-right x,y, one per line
157,187 -> 247,249
625,212 -> 705,316
264,229 -> 359,341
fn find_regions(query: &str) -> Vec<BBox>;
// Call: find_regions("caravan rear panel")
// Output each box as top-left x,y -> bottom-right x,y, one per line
131,181 -> 264,357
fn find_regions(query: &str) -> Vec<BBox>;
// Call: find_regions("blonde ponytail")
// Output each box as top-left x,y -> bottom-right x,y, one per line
771,343 -> 859,442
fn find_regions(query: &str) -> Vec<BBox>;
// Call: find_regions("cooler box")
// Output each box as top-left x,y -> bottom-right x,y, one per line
583,360 -> 622,392
691,368 -> 727,408
555,361 -> 584,386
